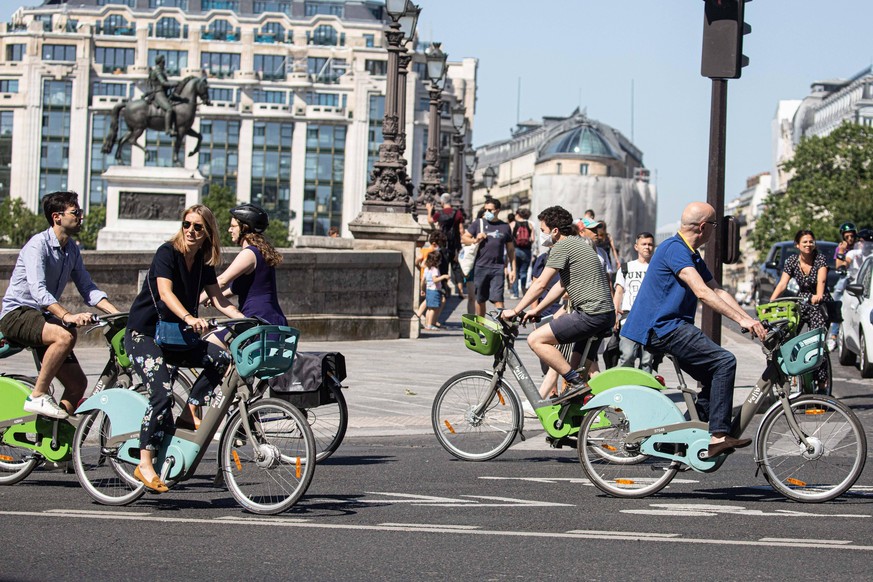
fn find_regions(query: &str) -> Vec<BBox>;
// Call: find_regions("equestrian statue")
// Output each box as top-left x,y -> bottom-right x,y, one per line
101,56 -> 212,167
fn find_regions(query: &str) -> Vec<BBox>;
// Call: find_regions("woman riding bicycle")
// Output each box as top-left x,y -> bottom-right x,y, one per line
125,204 -> 245,493
200,204 -> 287,346
769,228 -> 832,393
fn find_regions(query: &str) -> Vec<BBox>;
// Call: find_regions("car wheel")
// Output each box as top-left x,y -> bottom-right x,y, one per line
838,325 -> 857,366
859,329 -> 873,378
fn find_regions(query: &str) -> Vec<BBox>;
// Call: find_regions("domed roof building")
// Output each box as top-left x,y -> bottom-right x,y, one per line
472,109 -> 656,262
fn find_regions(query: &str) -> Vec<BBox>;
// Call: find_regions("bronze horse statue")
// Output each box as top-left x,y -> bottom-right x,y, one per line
101,75 -> 212,167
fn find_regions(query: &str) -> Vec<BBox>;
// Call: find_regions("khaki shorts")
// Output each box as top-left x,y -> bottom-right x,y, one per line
0,306 -> 78,363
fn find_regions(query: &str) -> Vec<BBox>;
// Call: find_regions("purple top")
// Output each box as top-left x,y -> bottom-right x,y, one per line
230,246 -> 286,326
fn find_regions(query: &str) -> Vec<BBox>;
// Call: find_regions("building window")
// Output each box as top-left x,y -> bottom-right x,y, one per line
0,80 -> 19,93
203,19 -> 239,42
39,80 -> 72,198
42,44 -> 77,62
303,124 -> 345,235
148,49 -> 188,76
304,92 -> 340,107
199,118 -> 240,192
257,22 -> 288,43
365,60 -> 388,76
579,163 -> 588,175
366,95 -> 384,178
305,1 -> 344,17
606,166 -> 611,177
556,163 -> 562,175
152,17 -> 184,39
95,47 -> 135,74
144,130 -> 175,168
201,1 -> 240,10
6,45 -> 25,62
307,57 -> 346,84
98,0 -> 136,6
309,25 -> 340,46
254,54 -> 287,81
254,1 -> 292,15
97,14 -> 134,36
208,87 -> 235,102
251,90 -> 286,104
201,52 -> 241,77
91,81 -> 127,97
89,113 -> 129,206
252,121 -> 293,222
364,34 -> 375,48
0,111 -> 12,202
149,0 -> 189,9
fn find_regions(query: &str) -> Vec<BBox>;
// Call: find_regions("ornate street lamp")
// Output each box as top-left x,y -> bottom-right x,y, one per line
449,105 -> 466,208
416,42 -> 449,210
463,147 -> 477,218
363,0 -> 419,212
395,2 -> 420,157
483,166 -> 497,196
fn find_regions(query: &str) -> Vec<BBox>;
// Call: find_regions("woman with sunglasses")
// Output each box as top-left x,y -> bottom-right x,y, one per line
124,204 -> 245,492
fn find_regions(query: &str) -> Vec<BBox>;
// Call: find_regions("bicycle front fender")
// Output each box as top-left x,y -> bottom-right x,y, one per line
76,387 -> 148,438
580,385 -> 685,432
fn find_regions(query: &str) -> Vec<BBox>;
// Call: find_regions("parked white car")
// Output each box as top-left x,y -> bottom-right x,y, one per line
838,255 -> 873,377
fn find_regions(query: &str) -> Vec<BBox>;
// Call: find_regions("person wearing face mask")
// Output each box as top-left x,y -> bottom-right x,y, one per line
461,198 -> 516,317
502,206 -> 614,402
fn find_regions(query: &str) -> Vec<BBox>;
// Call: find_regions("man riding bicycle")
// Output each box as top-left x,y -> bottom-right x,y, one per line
621,202 -> 766,458
0,192 -> 119,419
502,205 -> 614,403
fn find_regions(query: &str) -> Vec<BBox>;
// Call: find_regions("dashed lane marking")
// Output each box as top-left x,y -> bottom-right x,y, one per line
620,503 -> 870,519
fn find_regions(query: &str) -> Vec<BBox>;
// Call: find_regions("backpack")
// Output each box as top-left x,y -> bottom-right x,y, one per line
513,221 -> 532,249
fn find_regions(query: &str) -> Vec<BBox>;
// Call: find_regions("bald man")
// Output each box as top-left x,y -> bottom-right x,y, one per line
621,202 -> 766,458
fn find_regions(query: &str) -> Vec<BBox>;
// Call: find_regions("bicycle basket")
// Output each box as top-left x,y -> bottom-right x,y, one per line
110,328 -> 131,369
777,327 -> 826,376
756,301 -> 800,334
229,325 -> 300,380
461,314 -> 503,356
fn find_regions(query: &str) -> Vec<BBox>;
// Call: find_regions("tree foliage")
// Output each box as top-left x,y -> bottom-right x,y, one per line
752,122 -> 873,256
0,197 -> 45,248
200,184 -> 293,248
77,204 -> 106,250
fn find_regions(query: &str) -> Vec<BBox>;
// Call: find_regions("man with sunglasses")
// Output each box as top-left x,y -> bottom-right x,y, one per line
621,202 -> 766,458
828,222 -> 858,350
0,191 -> 118,419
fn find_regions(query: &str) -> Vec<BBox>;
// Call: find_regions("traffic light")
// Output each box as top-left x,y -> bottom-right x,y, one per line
701,0 -> 751,79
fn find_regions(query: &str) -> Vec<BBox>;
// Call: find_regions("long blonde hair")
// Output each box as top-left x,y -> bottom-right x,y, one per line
171,204 -> 222,267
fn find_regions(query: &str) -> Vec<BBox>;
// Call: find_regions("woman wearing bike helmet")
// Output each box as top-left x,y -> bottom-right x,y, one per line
200,203 -> 286,338
770,228 -> 832,392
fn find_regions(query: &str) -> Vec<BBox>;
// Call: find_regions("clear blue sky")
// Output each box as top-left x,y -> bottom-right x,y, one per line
2,0 -> 871,227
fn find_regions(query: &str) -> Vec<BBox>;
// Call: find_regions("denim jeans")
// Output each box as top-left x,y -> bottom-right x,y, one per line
618,335 -> 653,373
647,321 -> 736,434
511,247 -> 531,296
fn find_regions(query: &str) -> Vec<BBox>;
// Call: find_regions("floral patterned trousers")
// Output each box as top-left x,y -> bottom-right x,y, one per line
124,331 -> 231,452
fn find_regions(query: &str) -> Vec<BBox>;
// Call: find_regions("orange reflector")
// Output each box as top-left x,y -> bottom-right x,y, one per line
787,477 -> 806,487
615,479 -> 635,485
0,454 -> 13,462
805,409 -> 826,415
602,444 -> 617,452
497,390 -> 506,406
295,457 -> 302,479
231,450 -> 242,471
444,420 -> 456,434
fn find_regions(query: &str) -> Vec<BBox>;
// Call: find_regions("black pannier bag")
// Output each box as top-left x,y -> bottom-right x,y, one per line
268,352 -> 346,408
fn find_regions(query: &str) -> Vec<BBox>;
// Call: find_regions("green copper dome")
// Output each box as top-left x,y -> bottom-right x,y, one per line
540,125 -> 618,159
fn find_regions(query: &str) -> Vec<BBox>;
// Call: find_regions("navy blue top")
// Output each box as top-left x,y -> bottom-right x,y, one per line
230,246 -> 286,326
530,252 -> 561,318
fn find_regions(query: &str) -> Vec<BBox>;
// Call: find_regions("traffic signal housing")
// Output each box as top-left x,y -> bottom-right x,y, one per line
701,0 -> 751,79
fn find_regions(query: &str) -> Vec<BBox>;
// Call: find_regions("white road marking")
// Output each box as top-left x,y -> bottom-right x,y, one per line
215,516 -> 309,524
480,476 -> 700,485
566,530 -> 680,538
361,492 -> 573,507
759,538 -> 852,545
621,503 -> 870,519
381,523 -> 481,530
44,509 -> 150,517
2,510 -> 871,552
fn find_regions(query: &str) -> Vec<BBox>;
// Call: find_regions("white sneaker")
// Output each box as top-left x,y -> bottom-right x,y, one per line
826,337 -> 837,352
23,394 -> 69,420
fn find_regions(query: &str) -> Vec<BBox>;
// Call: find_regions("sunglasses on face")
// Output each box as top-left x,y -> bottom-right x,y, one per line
182,220 -> 205,232
59,209 -> 83,218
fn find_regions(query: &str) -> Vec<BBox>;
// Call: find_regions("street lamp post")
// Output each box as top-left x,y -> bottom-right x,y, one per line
463,147 -> 476,219
450,105 -> 466,209
416,42 -> 448,211
395,2 -> 420,157
363,0 -> 417,212
483,166 -> 497,203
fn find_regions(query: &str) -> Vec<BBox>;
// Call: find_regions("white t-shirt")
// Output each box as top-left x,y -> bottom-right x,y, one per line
846,248 -> 871,281
614,259 -> 649,312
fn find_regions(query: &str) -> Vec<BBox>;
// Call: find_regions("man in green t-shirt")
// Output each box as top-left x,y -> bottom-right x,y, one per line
502,206 -> 614,403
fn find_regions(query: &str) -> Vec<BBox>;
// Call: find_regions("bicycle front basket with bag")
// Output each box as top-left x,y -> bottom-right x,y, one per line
777,327 -> 826,376
229,325 -> 300,380
461,314 -> 503,356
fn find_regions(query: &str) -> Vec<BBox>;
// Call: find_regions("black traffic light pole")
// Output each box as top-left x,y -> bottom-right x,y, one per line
701,78 -> 728,345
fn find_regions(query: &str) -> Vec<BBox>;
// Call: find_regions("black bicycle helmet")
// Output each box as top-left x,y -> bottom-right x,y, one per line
839,222 -> 857,235
857,228 -> 873,241
230,203 -> 268,234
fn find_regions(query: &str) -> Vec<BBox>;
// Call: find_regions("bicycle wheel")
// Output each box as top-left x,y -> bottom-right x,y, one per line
757,395 -> 867,502
219,398 -> 316,515
0,376 -> 40,485
72,409 -> 145,505
578,406 -> 678,498
431,370 -> 521,461
308,383 -> 348,462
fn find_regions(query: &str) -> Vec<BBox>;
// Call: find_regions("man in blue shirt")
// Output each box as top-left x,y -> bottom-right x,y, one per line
621,202 -> 766,458
0,192 -> 118,419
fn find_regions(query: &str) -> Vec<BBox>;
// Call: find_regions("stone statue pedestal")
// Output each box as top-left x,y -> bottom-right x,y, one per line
97,166 -> 206,251
348,210 -> 426,339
